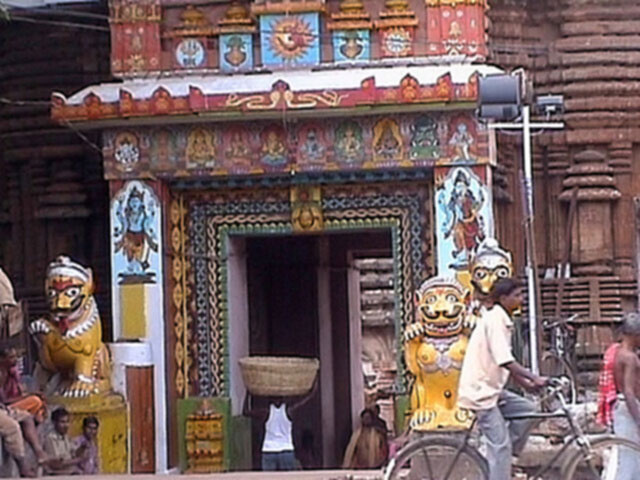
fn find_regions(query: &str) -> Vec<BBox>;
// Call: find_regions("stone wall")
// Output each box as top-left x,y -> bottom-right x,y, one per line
489,0 -> 640,371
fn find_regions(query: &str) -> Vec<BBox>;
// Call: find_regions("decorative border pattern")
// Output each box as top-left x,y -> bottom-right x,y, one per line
169,182 -> 432,397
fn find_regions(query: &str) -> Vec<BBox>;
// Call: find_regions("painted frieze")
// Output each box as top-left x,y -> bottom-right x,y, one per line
327,0 -> 372,63
101,113 -> 491,179
435,166 -> 493,276
111,180 -> 161,284
215,2 -> 256,72
259,13 -> 321,68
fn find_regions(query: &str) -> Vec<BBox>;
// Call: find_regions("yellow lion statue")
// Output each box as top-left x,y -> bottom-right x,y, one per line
404,276 -> 473,430
29,256 -> 111,398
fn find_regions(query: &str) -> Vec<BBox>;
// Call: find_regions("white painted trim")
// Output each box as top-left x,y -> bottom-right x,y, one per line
347,261 -> 364,434
62,64 -> 504,105
227,237 -> 249,416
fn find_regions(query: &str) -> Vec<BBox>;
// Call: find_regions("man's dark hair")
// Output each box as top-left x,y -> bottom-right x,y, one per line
51,407 -> 70,423
490,278 -> 521,302
622,312 -> 640,336
83,416 -> 99,428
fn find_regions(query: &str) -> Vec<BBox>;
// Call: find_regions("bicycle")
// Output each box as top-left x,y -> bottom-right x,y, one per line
384,377 -> 640,480
540,314 -> 580,405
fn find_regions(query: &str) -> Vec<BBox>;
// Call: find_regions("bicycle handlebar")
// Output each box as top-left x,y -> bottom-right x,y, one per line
543,313 -> 581,330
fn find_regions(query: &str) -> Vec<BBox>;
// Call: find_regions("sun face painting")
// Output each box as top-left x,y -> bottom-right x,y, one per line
260,13 -> 320,67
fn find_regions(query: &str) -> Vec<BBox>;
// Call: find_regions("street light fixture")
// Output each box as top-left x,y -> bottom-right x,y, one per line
478,74 -> 564,375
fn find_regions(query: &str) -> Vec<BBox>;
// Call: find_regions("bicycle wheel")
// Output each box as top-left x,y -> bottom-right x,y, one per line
384,435 -> 489,480
562,435 -> 640,479
540,353 -> 578,404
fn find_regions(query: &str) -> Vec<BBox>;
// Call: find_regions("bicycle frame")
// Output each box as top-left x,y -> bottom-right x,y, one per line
437,384 -> 591,480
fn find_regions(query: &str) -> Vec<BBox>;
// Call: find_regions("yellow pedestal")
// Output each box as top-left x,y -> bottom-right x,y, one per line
50,394 -> 129,474
120,283 -> 149,339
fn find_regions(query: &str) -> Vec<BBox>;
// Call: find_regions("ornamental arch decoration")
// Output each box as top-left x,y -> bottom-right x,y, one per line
167,180 -> 434,398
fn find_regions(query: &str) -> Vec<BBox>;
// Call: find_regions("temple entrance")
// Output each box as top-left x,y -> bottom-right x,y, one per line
234,230 -> 392,469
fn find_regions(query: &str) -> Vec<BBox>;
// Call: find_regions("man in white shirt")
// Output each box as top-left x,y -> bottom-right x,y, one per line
458,278 -> 547,480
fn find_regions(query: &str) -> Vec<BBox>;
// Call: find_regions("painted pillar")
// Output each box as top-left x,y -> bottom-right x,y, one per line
109,179 -> 168,473
434,114 -> 495,280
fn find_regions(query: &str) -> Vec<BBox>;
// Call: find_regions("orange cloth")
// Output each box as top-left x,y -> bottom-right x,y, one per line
597,342 -> 620,427
9,395 -> 47,424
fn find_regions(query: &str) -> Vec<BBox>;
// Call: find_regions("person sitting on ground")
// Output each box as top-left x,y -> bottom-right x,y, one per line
44,407 -> 87,475
0,406 -> 37,477
73,416 -> 99,475
342,407 -> 389,469
457,278 -> 548,480
243,379 -> 317,471
0,348 -> 47,424
597,312 -> 640,479
0,401 -> 48,470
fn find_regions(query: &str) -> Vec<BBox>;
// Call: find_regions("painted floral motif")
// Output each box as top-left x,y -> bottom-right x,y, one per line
381,27 -> 412,57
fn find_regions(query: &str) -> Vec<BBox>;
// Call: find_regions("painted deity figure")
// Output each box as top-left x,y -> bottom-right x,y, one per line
404,277 -> 473,430
29,256 -> 111,398
335,122 -> 363,163
261,130 -> 287,166
299,128 -> 325,163
449,123 -> 473,161
443,170 -> 485,264
375,126 -> 400,161
410,116 -> 440,160
186,128 -> 216,167
114,186 -> 159,281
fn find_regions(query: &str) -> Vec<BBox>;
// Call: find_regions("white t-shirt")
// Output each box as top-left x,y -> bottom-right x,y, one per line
262,404 -> 294,453
458,304 -> 516,410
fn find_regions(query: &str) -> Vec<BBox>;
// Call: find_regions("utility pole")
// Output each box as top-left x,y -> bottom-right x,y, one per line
478,75 -> 564,374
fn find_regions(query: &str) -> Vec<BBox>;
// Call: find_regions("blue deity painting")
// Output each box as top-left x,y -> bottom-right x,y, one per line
111,181 -> 160,284
260,13 -> 320,68
436,167 -> 494,275
333,30 -> 370,63
219,33 -> 253,72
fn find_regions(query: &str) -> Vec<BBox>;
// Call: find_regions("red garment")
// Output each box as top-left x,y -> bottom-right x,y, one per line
597,343 -> 621,427
3,366 -> 22,399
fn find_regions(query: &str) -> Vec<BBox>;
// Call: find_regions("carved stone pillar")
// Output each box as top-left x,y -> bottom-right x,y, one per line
559,150 -> 620,276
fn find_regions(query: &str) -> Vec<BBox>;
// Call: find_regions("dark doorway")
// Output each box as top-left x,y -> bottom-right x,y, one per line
244,230 -> 392,470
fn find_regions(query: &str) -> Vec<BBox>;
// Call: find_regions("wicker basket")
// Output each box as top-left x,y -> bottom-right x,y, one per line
239,356 -> 319,397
